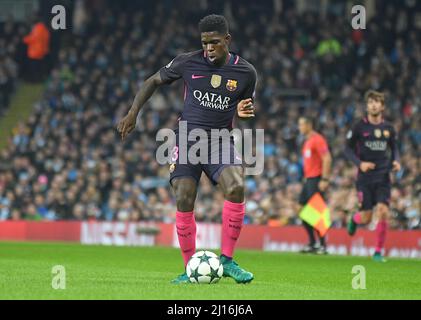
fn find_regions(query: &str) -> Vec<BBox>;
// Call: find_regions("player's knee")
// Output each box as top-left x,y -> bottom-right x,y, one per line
377,204 -> 389,220
175,191 -> 196,212
224,181 -> 244,202
173,180 -> 197,212
361,211 -> 373,224
177,198 -> 195,212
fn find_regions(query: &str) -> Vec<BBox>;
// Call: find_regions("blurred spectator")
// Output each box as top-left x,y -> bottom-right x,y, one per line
0,1 -> 419,230
0,16 -> 21,115
23,14 -> 50,82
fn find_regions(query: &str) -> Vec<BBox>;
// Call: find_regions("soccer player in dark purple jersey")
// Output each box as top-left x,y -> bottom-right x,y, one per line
344,90 -> 401,262
117,15 -> 256,283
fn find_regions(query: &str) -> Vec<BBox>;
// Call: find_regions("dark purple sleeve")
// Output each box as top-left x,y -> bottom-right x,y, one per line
241,66 -> 257,101
159,54 -> 188,84
390,126 -> 400,163
344,123 -> 361,167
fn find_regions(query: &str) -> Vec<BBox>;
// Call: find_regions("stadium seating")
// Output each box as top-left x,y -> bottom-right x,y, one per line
0,1 -> 419,230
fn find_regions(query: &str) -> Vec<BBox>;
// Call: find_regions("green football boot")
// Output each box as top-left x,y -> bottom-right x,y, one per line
347,215 -> 357,236
220,255 -> 254,284
372,252 -> 387,263
171,272 -> 190,284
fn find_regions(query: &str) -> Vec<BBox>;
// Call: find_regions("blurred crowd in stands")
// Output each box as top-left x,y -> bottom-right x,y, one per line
0,17 -> 21,116
0,0 -> 420,230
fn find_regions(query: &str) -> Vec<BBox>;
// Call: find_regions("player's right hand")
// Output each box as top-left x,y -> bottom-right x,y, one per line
117,112 -> 137,140
392,160 -> 401,172
237,98 -> 255,118
359,161 -> 376,172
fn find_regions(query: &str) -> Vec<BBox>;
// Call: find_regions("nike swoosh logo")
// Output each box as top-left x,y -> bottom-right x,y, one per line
192,74 -> 206,79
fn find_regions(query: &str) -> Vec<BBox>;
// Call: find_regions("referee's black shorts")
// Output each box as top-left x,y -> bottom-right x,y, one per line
299,176 -> 324,205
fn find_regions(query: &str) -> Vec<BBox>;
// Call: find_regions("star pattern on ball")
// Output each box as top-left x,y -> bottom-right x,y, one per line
191,266 -> 201,280
199,253 -> 211,263
209,267 -> 220,282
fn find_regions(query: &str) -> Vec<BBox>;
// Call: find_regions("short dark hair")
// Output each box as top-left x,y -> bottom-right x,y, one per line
365,90 -> 385,105
198,14 -> 229,34
299,116 -> 314,128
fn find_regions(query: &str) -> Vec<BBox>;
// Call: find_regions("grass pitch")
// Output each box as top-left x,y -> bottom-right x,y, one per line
0,241 -> 420,300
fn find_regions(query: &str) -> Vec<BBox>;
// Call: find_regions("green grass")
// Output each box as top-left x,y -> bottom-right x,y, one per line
0,241 -> 420,300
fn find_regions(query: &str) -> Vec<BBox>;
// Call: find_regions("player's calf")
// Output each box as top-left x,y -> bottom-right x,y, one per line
348,210 -> 372,236
374,203 -> 389,259
360,211 -> 373,224
376,203 -> 389,220
172,178 -> 198,266
173,178 -> 197,212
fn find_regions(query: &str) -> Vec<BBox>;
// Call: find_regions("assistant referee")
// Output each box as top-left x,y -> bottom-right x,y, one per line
297,116 -> 332,254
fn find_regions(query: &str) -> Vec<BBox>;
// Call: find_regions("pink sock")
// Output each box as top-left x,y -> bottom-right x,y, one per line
221,200 -> 245,258
175,211 -> 196,266
375,220 -> 387,253
353,212 -> 362,224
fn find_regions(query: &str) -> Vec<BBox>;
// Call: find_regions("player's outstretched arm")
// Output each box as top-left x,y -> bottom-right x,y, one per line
117,72 -> 165,140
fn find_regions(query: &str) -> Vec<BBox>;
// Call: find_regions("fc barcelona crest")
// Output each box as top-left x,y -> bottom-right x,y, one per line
211,74 -> 222,88
226,79 -> 238,91
383,130 -> 390,138
374,129 -> 382,138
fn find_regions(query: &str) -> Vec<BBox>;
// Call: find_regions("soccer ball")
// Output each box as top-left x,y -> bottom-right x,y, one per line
186,250 -> 224,284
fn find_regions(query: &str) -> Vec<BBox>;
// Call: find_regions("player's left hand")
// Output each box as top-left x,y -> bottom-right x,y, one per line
392,160 -> 401,172
318,180 -> 329,192
237,98 -> 255,118
117,112 -> 137,140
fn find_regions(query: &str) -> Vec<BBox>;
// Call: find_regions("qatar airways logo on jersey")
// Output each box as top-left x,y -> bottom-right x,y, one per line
193,90 -> 231,110
364,141 -> 387,151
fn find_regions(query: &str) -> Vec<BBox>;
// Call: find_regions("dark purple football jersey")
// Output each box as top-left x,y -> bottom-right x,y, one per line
159,50 -> 257,131
344,117 -> 399,182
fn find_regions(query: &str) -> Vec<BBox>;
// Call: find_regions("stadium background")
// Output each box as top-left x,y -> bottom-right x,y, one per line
0,0 -> 420,256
